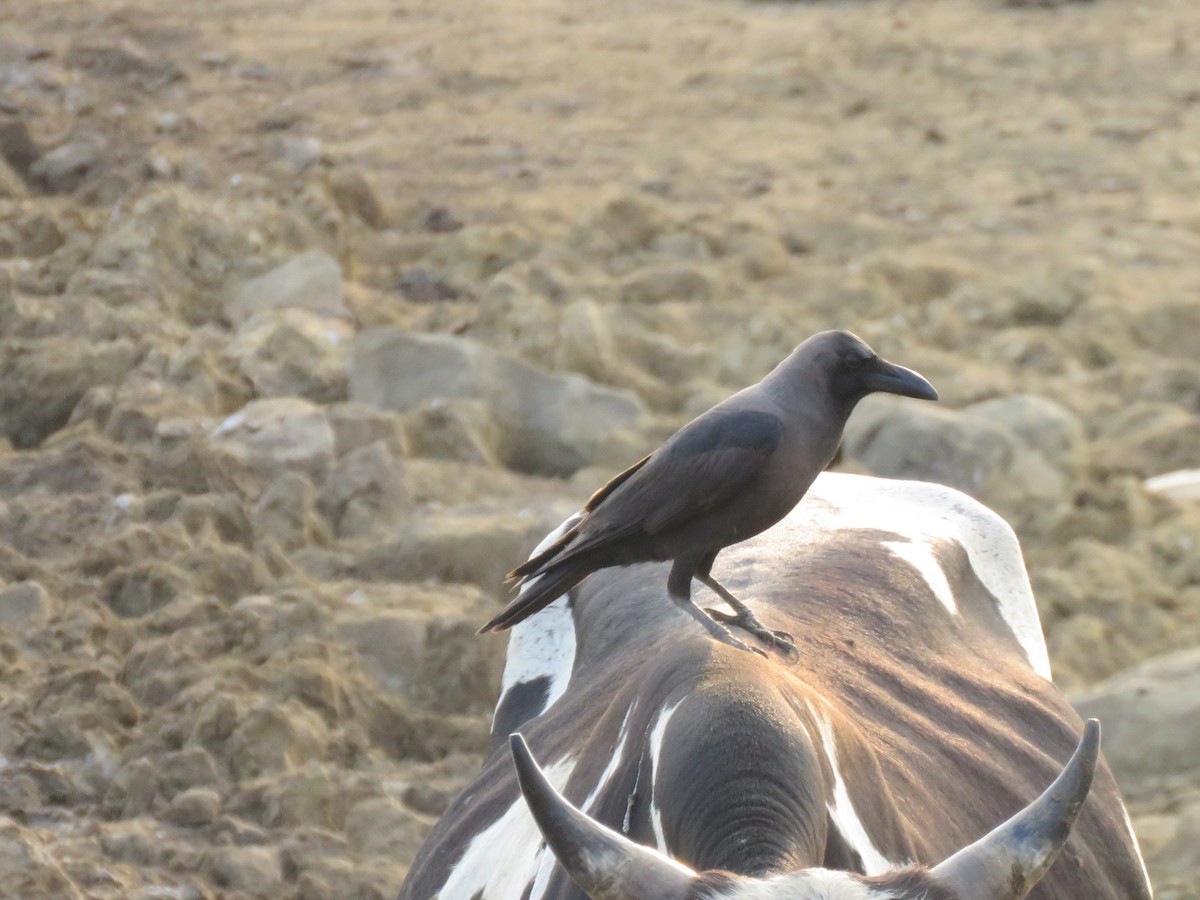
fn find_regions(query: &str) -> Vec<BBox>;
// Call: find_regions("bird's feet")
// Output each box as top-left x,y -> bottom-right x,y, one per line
704,607 -> 799,661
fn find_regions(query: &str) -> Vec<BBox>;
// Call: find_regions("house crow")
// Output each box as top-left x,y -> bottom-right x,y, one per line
479,330 -> 938,657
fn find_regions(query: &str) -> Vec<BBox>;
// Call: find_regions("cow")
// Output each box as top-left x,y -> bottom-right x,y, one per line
399,473 -> 1154,899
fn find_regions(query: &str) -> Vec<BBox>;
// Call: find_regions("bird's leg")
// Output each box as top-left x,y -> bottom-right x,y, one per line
697,572 -> 799,661
667,557 -> 766,658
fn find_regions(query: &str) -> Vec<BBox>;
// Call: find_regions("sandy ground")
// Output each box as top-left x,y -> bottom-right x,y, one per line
1,0 -> 1200,896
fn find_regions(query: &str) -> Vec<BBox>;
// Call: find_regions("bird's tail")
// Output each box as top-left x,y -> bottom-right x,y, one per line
479,560 -> 592,633
506,524 -> 579,582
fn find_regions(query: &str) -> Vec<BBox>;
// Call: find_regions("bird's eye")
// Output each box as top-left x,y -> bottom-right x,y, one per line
846,356 -> 868,370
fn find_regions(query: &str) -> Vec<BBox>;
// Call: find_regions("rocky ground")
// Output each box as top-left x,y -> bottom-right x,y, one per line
0,0 -> 1199,896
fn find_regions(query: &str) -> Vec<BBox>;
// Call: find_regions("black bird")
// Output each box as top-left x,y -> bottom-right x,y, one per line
479,330 -> 938,657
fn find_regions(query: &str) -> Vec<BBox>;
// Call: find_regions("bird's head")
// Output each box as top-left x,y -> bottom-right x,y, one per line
785,330 -> 939,409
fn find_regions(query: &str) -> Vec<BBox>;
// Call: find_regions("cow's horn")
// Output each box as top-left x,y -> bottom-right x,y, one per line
509,733 -> 696,900
931,719 -> 1101,900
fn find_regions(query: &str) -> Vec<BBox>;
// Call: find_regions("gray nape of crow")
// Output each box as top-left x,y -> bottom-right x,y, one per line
479,330 -> 938,657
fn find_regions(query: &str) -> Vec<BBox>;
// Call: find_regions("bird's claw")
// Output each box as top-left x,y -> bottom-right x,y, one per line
704,608 -> 799,661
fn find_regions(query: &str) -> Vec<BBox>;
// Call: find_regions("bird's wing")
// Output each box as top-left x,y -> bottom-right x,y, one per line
583,452 -> 653,512
577,407 -> 783,544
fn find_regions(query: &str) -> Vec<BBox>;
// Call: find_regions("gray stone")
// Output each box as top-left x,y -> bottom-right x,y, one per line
29,139 -> 102,194
159,747 -> 221,795
327,169 -> 386,228
0,116 -> 40,179
320,441 -> 408,538
963,395 -> 1085,468
1072,647 -> 1200,796
225,308 -> 352,403
163,788 -> 221,827
845,396 -> 1070,535
350,329 -> 645,476
404,398 -> 502,465
326,402 -> 408,458
618,262 -> 711,304
0,581 -> 52,627
210,398 -> 336,478
274,136 -> 322,173
201,845 -> 283,894
227,250 -> 344,325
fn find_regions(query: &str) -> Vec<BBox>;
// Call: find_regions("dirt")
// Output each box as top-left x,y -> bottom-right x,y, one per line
1,0 -> 1199,897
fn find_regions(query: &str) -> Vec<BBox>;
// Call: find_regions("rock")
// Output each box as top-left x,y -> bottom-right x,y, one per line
353,511 -> 531,594
163,788 -> 221,827
320,441 -> 408,538
963,394 -> 1085,469
227,703 -> 328,780
0,580 -> 51,627
396,268 -> 459,303
1144,470 -> 1200,503
202,845 -> 283,895
325,402 -> 408,458
0,116 -> 40,179
591,195 -> 668,253
0,337 -> 140,448
424,206 -> 463,233
258,102 -> 303,131
403,398 -> 502,465
863,252 -> 972,306
0,211 -> 65,258
350,329 -> 645,476
29,139 -> 103,194
159,747 -> 222,795
618,262 -> 712,304
1134,301 -> 1200,360
327,169 -> 386,228
337,585 -> 502,711
1138,792 -> 1200,892
0,823 -> 82,899
103,562 -> 190,619
344,797 -> 429,859
274,136 -> 322,173
1072,647 -> 1200,795
252,472 -> 325,549
210,398 -> 336,479
64,37 -> 182,86
227,250 -> 345,325
844,396 -> 1071,535
225,308 -> 353,403
0,772 -> 39,819
1093,404 -> 1200,477
468,269 -> 559,360
102,758 -> 161,819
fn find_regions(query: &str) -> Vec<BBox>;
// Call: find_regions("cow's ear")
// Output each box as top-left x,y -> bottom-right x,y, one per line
509,733 -> 697,900
930,720 -> 1100,900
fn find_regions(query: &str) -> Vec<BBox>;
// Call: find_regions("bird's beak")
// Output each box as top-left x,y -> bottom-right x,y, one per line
865,359 -> 939,401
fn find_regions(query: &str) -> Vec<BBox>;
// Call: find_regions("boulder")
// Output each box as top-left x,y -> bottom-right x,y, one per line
963,394 -> 1085,469
320,441 -> 408,538
618,262 -> 712,304
0,581 -> 52,628
336,584 -> 503,713
350,329 -> 645,476
403,398 -> 502,465
162,788 -> 222,828
1093,404 -> 1200,477
326,168 -> 386,228
210,398 -> 336,479
224,309 -> 353,403
1072,647 -> 1200,796
201,845 -> 283,895
844,396 -> 1071,535
226,251 -> 345,325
